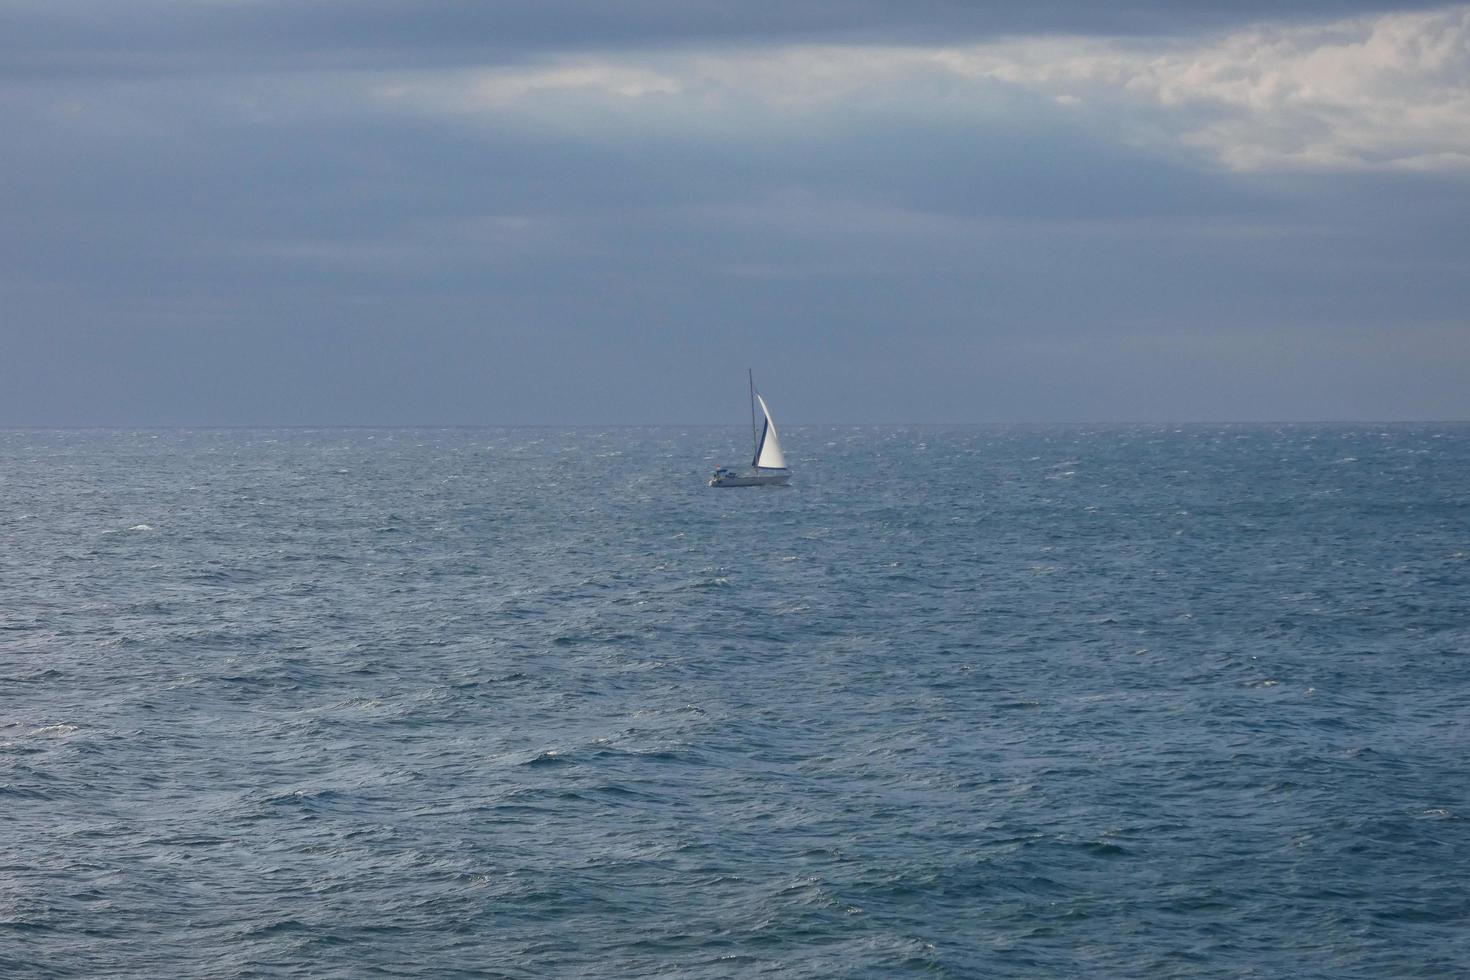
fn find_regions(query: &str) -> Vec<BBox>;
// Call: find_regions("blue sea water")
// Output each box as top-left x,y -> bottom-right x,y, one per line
2,424 -> 1468,978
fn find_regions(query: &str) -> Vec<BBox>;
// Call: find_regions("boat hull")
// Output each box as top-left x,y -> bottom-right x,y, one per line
709,470 -> 790,488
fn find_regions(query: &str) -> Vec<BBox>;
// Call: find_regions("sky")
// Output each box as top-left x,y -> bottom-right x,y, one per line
3,0 -> 1469,424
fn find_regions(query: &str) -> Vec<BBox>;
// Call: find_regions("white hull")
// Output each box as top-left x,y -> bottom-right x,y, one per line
709,469 -> 790,488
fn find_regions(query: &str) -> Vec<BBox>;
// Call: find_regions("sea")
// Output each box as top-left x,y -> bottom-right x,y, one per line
3,424 -> 1468,978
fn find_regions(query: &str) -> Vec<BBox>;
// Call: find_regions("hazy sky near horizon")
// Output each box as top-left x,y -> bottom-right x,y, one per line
4,0 -> 1470,424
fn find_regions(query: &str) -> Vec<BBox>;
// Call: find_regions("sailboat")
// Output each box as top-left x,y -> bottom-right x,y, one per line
709,371 -> 792,487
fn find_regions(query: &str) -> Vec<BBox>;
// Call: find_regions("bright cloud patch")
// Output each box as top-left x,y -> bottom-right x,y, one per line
379,5 -> 1470,172
958,5 -> 1470,171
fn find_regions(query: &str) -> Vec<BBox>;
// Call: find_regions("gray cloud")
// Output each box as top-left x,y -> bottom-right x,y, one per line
3,0 -> 1457,78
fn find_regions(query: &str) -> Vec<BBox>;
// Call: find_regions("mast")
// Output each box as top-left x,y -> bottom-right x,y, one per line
749,368 -> 758,460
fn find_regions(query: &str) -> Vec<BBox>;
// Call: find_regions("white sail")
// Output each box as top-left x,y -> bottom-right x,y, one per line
753,393 -> 787,469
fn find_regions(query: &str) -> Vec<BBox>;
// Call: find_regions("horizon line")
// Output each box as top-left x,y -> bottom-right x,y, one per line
3,419 -> 1469,430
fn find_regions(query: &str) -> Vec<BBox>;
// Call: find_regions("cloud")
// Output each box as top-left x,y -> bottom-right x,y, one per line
954,5 -> 1470,171
1,0 -> 1450,81
14,2 -> 1468,173
374,5 -> 1470,173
